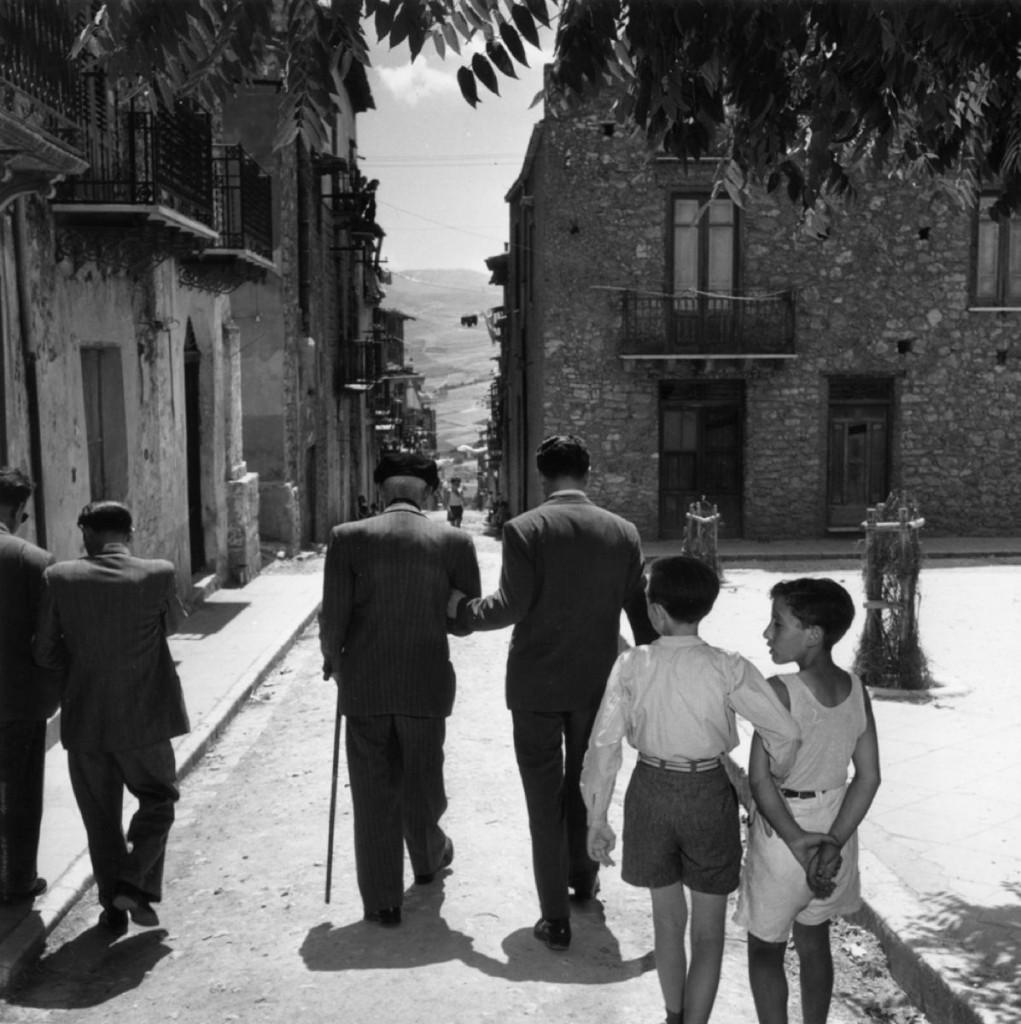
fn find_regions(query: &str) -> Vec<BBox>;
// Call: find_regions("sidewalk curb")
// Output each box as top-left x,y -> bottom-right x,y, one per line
0,601 -> 322,995
727,760 -> 992,1024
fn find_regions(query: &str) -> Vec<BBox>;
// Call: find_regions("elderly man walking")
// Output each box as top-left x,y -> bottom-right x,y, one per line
320,452 -> 481,926
34,501 -> 189,934
450,434 -> 656,951
0,467 -> 59,904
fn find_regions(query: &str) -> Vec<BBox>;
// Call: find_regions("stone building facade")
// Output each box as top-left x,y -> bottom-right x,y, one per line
1,5 -> 264,593
495,98 -> 1021,540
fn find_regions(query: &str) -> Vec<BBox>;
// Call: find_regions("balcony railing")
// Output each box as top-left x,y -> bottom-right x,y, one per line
210,144 -> 272,258
619,289 -> 796,357
55,99 -> 214,227
339,339 -> 384,389
0,0 -> 83,139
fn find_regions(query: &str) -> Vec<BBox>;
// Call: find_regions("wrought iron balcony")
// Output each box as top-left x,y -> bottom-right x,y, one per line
54,98 -> 214,230
619,289 -> 796,358
209,144 -> 273,259
0,0 -> 88,204
337,339 -> 384,392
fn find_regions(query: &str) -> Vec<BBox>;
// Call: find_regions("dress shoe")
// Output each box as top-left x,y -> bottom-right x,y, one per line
113,892 -> 160,927
99,907 -> 129,935
533,916 -> 571,951
0,877 -> 47,904
364,906 -> 401,926
570,876 -> 600,901
414,837 -> 454,885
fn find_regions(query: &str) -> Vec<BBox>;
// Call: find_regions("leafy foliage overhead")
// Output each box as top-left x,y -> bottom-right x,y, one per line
76,1 -> 1021,213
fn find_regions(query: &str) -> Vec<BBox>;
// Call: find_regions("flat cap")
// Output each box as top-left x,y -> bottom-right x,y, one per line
373,451 -> 440,489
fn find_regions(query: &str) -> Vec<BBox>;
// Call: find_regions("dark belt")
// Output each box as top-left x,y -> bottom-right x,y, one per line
638,753 -> 721,773
781,787 -> 826,799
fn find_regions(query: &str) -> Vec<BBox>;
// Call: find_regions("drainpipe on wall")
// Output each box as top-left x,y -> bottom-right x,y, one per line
11,198 -> 47,548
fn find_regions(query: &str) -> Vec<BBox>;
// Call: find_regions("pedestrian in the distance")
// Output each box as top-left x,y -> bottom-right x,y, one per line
34,501 -> 189,935
449,434 -> 656,952
446,477 -> 464,527
736,577 -> 881,1024
320,452 -> 481,926
581,556 -> 801,1024
0,467 -> 60,904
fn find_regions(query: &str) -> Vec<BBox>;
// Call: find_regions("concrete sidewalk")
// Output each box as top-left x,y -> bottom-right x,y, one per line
0,531 -> 1018,1024
0,568 -> 324,992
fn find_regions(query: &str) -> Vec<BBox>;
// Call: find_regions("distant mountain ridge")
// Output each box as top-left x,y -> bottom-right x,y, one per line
381,268 -> 502,452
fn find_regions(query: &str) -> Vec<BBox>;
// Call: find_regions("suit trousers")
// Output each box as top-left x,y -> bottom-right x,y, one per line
0,720 -> 46,899
512,707 -> 601,921
345,714 -> 449,913
68,741 -> 179,908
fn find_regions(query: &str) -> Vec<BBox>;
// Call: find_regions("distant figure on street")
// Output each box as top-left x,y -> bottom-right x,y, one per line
582,556 -> 800,1024
357,494 -> 371,519
0,467 -> 60,904
446,477 -> 464,528
34,501 -> 189,935
320,452 -> 481,927
449,434 -> 656,951
736,577 -> 881,1024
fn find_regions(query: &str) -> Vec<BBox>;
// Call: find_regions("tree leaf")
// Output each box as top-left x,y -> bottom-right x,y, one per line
523,0 -> 550,28
510,4 -> 539,49
499,20 -> 528,65
457,64 -> 480,106
486,40 -> 518,78
472,52 -> 500,95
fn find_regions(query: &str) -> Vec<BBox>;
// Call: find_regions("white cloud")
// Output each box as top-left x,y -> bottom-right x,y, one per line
375,62 -> 459,106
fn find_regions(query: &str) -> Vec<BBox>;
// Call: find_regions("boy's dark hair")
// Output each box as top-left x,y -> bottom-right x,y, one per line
535,435 -> 590,479
0,467 -> 33,507
646,555 -> 720,623
770,577 -> 855,649
77,501 -> 133,534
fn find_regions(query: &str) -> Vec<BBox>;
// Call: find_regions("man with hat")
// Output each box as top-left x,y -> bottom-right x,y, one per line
319,452 -> 481,926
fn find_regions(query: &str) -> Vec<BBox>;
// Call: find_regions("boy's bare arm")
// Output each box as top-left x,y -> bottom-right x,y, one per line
749,733 -> 838,870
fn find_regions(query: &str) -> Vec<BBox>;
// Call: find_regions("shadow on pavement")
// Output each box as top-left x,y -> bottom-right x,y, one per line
300,883 -> 654,984
172,601 -> 249,640
7,926 -> 172,1008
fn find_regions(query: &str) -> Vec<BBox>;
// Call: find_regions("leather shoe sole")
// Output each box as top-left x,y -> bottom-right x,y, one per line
533,917 -> 571,951
113,893 -> 160,927
364,906 -> 401,926
414,838 -> 454,885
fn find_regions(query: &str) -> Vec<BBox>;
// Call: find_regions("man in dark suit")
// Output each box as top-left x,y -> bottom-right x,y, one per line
450,435 -> 655,951
0,467 -> 59,904
34,501 -> 189,934
320,453 -> 481,926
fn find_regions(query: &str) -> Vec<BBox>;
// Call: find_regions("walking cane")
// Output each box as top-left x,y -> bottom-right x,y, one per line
325,672 -> 342,904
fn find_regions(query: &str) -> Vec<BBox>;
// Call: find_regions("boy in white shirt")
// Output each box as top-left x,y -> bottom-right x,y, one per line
581,556 -> 803,1024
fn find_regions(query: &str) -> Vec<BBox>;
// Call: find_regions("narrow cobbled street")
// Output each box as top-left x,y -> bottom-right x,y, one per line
2,515 -> 929,1023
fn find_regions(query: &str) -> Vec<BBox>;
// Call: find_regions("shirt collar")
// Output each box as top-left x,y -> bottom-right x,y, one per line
383,501 -> 425,516
547,489 -> 588,499
0,523 -> 10,536
97,542 -> 131,555
653,635 -> 706,647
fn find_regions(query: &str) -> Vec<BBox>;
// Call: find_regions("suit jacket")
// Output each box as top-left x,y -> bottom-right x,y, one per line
319,502 -> 481,718
457,492 -> 654,712
0,525 -> 61,721
33,543 -> 190,752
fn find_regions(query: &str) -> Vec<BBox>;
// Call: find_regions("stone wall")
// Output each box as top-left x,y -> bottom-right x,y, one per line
523,112 -> 1021,538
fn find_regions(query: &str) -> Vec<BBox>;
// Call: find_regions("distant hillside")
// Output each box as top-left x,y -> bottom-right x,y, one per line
380,269 -> 502,453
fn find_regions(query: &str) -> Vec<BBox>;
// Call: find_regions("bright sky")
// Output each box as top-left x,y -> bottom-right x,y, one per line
357,27 -> 553,273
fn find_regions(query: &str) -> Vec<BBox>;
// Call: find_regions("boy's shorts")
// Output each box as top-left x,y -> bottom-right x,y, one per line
621,761 -> 741,894
734,786 -> 861,943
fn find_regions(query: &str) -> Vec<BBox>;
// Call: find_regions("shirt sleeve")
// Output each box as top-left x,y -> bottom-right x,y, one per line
32,571 -> 67,672
319,530 -> 353,672
580,652 -> 632,824
727,655 -> 801,779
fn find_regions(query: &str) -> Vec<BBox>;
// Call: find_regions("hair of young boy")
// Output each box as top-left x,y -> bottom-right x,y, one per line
646,555 -> 720,623
769,578 -> 855,649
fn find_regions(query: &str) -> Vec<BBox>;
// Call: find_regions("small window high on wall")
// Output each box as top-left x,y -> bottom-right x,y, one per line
973,196 -> 1021,307
81,346 -> 128,502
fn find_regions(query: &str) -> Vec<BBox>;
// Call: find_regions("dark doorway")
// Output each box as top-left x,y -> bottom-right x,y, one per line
827,377 -> 893,530
184,325 -> 205,572
659,380 -> 744,538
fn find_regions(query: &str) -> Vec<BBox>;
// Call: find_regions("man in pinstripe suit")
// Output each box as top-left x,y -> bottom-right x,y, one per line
34,501 -> 189,935
320,453 -> 481,926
